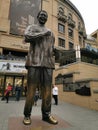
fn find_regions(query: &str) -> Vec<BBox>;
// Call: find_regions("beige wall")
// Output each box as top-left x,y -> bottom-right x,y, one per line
42,0 -> 86,49
55,62 -> 98,82
57,80 -> 98,111
58,84 -> 91,109
54,62 -> 98,110
0,0 -> 86,51
0,33 -> 29,51
0,0 -> 10,33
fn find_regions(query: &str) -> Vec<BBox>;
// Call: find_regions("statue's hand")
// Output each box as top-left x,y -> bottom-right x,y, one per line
22,37 -> 27,44
45,31 -> 51,36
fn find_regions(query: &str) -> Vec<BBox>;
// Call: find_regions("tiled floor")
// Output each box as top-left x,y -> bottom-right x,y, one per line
0,98 -> 98,130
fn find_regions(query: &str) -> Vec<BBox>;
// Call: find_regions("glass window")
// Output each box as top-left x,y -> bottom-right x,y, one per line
68,28 -> 73,38
58,23 -> 65,33
69,42 -> 74,49
58,38 -> 65,48
78,22 -> 81,29
79,36 -> 82,45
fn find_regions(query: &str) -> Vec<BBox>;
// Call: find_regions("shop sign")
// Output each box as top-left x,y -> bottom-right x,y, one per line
0,61 -> 27,73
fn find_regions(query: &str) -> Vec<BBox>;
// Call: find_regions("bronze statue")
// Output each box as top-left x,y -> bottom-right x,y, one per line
23,10 -> 58,125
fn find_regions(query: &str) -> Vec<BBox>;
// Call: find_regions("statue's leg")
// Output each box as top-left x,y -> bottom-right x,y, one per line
23,67 -> 38,125
41,83 -> 52,118
41,68 -> 58,124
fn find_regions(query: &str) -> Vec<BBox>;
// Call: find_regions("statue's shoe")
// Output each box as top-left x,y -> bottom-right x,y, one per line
23,117 -> 31,125
42,115 -> 58,125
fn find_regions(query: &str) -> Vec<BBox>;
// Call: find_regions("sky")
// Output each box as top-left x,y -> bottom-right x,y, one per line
70,0 -> 98,35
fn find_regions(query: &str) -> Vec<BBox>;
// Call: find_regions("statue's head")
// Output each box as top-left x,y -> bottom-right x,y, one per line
37,10 -> 48,25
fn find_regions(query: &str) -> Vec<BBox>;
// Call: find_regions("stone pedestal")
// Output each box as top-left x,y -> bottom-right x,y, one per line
8,115 -> 71,130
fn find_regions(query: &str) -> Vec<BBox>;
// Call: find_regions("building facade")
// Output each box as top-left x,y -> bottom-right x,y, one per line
0,0 -> 98,110
0,0 -> 41,96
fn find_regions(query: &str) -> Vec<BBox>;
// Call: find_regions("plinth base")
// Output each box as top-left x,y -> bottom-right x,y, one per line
8,115 -> 71,130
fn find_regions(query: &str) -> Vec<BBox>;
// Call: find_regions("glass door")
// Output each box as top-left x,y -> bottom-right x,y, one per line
13,77 -> 23,96
5,76 -> 14,96
0,76 -> 4,96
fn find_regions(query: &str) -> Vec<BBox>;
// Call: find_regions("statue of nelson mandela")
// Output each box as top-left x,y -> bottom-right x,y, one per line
23,10 -> 58,125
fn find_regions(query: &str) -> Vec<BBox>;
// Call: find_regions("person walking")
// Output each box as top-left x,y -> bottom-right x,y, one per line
15,83 -> 22,101
23,10 -> 58,125
5,83 -> 12,103
34,88 -> 39,106
52,85 -> 58,105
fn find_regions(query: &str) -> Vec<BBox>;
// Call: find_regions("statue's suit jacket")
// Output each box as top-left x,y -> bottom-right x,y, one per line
24,24 -> 55,69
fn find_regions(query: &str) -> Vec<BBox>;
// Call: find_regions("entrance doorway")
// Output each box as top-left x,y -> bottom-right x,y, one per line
0,75 -> 27,97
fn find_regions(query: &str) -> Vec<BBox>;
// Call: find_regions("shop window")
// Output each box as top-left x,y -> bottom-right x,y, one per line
5,76 -> 14,96
58,38 -> 65,48
58,23 -> 65,33
0,76 -> 4,96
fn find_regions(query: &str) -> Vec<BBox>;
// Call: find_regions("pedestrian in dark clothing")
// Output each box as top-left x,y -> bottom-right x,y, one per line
15,84 -> 22,101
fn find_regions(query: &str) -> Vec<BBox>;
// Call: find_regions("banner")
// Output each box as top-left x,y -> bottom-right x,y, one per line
9,0 -> 41,35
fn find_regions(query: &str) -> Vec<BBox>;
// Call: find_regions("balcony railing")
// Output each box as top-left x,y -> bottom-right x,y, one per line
0,54 -> 26,61
68,18 -> 75,28
57,13 -> 67,23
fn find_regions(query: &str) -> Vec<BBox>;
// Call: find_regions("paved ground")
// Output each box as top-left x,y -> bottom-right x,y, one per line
0,97 -> 98,130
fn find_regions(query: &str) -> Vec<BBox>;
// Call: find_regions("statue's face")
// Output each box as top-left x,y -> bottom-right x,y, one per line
38,11 -> 48,25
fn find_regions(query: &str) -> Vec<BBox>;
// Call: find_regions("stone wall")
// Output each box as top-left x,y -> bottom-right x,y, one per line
56,75 -> 98,110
